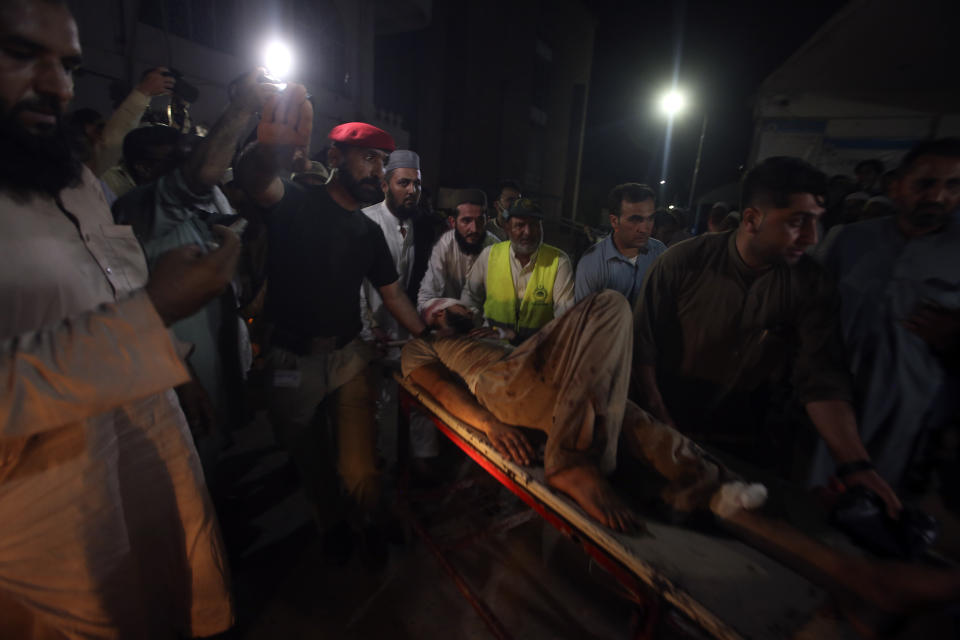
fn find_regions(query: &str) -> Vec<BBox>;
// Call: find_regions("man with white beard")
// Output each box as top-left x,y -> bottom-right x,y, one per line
460,198 -> 574,343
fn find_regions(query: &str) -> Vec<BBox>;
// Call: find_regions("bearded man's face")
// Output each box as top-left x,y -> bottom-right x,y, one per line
0,1 -> 84,196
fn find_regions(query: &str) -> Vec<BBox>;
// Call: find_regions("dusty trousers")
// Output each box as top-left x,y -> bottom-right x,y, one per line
266,339 -> 381,526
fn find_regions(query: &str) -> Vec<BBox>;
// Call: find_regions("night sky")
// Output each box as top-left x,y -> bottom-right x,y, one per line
579,0 -> 846,216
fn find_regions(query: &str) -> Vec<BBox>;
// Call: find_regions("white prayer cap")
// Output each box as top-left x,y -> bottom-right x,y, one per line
385,149 -> 421,172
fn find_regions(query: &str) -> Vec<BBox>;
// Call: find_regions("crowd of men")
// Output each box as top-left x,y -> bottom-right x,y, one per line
1,0 -> 959,636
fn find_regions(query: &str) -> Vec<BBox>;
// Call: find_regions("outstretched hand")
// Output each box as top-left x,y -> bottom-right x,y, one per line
229,67 -> 281,114
257,83 -> 312,148
137,67 -> 175,97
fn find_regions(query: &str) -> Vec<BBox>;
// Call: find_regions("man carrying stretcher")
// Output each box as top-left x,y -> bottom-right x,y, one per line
401,290 -> 768,532
402,291 -> 960,615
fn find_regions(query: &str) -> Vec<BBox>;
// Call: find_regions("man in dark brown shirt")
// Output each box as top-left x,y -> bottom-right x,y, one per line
633,156 -> 901,516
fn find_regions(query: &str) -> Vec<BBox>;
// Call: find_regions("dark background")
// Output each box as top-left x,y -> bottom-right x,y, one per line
578,0 -> 846,212
376,0 -> 846,223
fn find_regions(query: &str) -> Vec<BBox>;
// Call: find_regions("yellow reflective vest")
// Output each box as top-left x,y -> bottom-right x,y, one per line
483,241 -> 562,334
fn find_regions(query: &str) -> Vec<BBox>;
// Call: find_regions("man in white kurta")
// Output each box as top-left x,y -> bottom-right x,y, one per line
416,188 -> 499,314
0,2 -> 233,637
359,151 -> 421,345
359,151 -> 438,459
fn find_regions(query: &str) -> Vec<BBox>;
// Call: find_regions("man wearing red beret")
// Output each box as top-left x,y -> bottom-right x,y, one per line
237,87 -> 427,563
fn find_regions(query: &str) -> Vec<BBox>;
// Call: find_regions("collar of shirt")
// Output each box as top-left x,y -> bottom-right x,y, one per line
726,229 -> 775,286
510,244 -> 540,275
601,234 -> 647,265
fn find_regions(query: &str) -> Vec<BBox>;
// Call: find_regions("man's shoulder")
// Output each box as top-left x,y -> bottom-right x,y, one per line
360,200 -> 387,222
654,231 -> 723,267
543,243 -> 570,260
576,239 -> 605,268
647,237 -> 668,255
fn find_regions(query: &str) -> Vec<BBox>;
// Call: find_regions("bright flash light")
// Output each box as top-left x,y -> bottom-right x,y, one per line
659,179 -> 667,185
263,41 -> 293,79
660,90 -> 686,116
668,205 -> 676,210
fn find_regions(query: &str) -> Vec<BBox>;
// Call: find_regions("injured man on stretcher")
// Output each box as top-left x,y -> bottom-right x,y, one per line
401,290 -> 767,533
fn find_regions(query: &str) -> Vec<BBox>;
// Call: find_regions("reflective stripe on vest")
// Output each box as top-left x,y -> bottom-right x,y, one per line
483,241 -> 561,332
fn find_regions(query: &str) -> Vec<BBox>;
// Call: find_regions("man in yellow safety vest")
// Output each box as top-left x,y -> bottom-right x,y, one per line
460,198 -> 574,342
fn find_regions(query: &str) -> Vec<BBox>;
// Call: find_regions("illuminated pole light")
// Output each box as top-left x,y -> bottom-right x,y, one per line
660,90 -> 686,117
263,41 -> 294,80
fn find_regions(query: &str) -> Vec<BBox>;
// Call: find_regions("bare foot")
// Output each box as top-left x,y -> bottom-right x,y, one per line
548,465 -> 643,533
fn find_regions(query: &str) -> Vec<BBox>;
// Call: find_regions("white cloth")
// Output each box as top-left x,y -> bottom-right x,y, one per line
416,228 -> 498,313
360,200 -> 415,344
0,167 -> 232,638
459,242 -> 576,322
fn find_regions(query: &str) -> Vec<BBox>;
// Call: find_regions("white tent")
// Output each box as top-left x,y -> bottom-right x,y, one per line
749,0 -> 960,176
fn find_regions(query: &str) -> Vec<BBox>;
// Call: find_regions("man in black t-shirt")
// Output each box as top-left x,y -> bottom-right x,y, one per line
237,86 -> 426,549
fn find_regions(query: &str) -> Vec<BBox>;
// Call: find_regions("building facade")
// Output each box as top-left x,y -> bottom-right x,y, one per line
66,0 -> 432,151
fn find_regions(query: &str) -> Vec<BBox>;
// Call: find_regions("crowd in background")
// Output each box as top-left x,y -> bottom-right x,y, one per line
2,0 -> 959,637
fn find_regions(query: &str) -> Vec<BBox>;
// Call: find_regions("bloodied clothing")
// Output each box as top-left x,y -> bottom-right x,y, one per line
402,291 -> 737,516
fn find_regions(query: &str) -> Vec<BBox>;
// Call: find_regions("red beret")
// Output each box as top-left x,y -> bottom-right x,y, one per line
328,122 -> 396,152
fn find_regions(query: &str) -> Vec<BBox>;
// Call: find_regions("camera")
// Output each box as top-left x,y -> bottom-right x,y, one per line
161,69 -> 199,103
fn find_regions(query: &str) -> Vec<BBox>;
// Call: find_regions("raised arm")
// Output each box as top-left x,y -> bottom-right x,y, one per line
92,68 -> 174,176
180,69 -> 277,195
235,83 -> 313,208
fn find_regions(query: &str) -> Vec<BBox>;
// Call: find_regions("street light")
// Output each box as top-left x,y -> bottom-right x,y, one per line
660,90 -> 686,117
657,88 -> 708,216
657,89 -> 685,204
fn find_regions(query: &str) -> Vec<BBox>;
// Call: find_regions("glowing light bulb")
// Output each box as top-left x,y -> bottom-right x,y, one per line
660,90 -> 686,116
264,41 -> 293,79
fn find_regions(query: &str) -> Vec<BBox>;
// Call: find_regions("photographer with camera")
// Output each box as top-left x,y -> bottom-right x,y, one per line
74,67 -> 173,191
112,69 -> 279,488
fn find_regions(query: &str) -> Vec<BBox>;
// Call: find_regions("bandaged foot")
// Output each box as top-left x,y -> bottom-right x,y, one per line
710,481 -> 768,519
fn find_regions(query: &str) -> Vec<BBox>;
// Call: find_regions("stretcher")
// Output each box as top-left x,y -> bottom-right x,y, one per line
395,373 -> 850,640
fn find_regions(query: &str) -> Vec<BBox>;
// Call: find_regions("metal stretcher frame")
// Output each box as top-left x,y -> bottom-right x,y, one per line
396,373 -> 782,640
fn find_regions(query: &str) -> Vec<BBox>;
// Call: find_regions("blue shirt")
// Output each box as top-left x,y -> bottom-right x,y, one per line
574,234 -> 667,306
